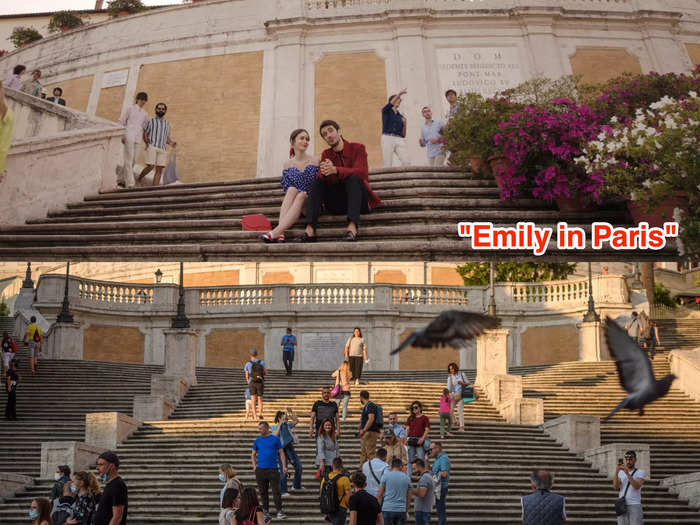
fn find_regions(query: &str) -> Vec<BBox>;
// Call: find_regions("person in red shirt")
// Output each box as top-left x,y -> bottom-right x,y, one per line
298,120 -> 382,242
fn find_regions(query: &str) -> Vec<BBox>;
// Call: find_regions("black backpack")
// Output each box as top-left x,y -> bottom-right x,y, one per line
33,329 -> 41,342
320,472 -> 347,515
250,361 -> 264,383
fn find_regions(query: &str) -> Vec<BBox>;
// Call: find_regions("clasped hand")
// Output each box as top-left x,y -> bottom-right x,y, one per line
319,159 -> 337,177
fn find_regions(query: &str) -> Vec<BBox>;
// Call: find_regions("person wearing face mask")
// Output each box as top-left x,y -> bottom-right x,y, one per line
29,497 -> 52,525
66,471 -> 101,525
218,463 -> 243,508
51,465 -> 72,501
137,102 -> 177,186
93,451 -> 127,525
51,482 -> 76,525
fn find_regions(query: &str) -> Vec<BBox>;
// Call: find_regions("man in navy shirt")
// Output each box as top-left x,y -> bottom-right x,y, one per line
280,328 -> 297,376
244,349 -> 267,420
252,421 -> 287,520
381,88 -> 409,167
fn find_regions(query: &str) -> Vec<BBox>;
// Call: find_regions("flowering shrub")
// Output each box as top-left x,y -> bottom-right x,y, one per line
576,92 -> 700,256
493,99 -> 604,201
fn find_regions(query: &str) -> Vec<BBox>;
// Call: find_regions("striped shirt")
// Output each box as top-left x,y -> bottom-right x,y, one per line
144,117 -> 171,150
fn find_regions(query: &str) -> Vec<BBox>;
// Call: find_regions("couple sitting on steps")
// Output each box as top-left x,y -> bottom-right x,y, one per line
259,120 -> 382,244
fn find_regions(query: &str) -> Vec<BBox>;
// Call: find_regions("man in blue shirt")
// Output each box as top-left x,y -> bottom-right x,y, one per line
244,349 -> 267,420
387,412 -> 407,445
419,107 -> 446,167
280,328 -> 297,376
252,421 -> 287,520
430,441 -> 451,525
376,457 -> 411,525
381,88 -> 409,167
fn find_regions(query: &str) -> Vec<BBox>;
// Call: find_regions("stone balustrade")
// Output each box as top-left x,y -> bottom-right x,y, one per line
35,274 -> 629,317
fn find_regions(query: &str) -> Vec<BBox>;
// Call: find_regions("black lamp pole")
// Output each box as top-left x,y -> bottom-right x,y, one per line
583,262 -> 600,322
171,262 -> 190,329
22,262 -> 34,288
56,262 -> 74,324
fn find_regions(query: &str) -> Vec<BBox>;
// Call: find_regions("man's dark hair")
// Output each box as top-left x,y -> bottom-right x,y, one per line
360,390 -> 370,400
53,87 -> 63,96
332,457 -> 344,471
30,316 -> 36,322
319,120 -> 340,134
445,89 -> 457,97
136,92 -> 148,101
391,457 -> 403,469
286,327 -> 292,333
376,448 -> 387,461
258,421 -> 269,429
351,470 -> 366,488
631,311 -> 638,317
412,458 -> 425,469
13,65 -> 26,75
625,450 -> 637,458
156,102 -> 167,111
432,440 -> 443,451
58,465 -> 71,477
222,487 -> 239,509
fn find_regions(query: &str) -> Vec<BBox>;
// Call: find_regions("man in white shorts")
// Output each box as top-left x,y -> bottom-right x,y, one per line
24,316 -> 42,375
137,102 -> 176,186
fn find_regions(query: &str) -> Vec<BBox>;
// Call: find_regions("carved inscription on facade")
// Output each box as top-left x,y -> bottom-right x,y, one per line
436,47 -> 522,98
300,332 -> 348,370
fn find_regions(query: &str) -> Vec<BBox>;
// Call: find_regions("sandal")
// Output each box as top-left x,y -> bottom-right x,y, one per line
259,232 -> 276,243
297,232 -> 317,243
343,230 -> 358,242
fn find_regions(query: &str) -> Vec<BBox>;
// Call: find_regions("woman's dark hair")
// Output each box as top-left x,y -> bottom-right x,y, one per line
319,418 -> 336,441
445,89 -> 457,97
13,65 -> 26,75
135,92 -> 148,101
222,487 -> 238,509
447,362 -> 459,373
352,327 -> 362,337
33,497 -> 52,523
319,119 -> 340,134
238,487 -> 261,520
407,400 -> 424,423
274,410 -> 285,424
351,470 -> 366,488
53,87 -> 63,96
289,128 -> 309,158
442,388 -> 450,397
58,465 -> 71,477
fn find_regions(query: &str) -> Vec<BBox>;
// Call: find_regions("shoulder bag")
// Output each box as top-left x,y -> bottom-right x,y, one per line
615,468 -> 637,516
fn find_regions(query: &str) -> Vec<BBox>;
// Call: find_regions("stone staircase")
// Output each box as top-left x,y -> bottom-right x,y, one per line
0,168 -> 672,261
0,315 -> 15,334
2,357 -> 700,523
653,319 -> 700,352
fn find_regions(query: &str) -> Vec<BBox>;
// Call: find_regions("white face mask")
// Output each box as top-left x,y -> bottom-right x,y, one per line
54,472 -> 61,481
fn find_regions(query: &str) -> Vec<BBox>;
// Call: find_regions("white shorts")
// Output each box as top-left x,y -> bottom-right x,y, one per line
146,146 -> 167,167
2,352 -> 13,368
28,341 -> 40,358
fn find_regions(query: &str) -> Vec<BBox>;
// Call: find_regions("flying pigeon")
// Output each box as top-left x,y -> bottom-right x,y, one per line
603,316 -> 675,421
391,310 -> 501,355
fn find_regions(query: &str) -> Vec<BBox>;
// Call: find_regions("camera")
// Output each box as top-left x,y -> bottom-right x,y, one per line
617,458 -> 623,465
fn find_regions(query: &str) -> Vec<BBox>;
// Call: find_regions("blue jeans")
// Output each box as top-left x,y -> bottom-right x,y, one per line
336,393 -> 350,419
328,506 -> 347,525
407,444 -> 425,477
382,511 -> 406,525
278,444 -> 302,492
415,511 -> 431,525
436,485 -> 448,525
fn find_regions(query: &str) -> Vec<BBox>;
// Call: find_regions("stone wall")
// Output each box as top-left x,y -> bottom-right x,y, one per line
83,325 -> 145,363
205,328 -> 265,368
397,328 -> 460,371
569,48 -> 642,85
521,324 -> 579,366
43,75 -> 94,113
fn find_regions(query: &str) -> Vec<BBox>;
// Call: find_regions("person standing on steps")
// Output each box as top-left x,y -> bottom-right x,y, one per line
359,390 -> 383,465
4,65 -> 25,91
387,413 -> 407,446
272,409 -> 303,495
614,450 -> 645,525
410,458 -> 435,525
4,358 -> 20,420
362,448 -> 389,498
117,92 -> 149,189
624,312 -> 641,345
280,328 -> 297,376
521,469 -> 566,525
406,401 -> 430,478
345,327 -> 368,385
419,107 -> 446,167
25,316 -> 42,376
260,129 -> 320,243
382,430 -> 407,472
320,456 -> 351,525
2,331 -> 18,378
218,464 -> 242,508
429,441 -> 450,525
381,89 -> 409,167
332,360 -> 352,421
244,349 -> 266,421
349,471 -> 383,525
251,421 -> 287,520
51,465 -> 72,501
646,321 -> 661,360
21,69 -> 42,97
376,457 -> 411,525
137,102 -> 176,186
298,120 -> 382,243
93,451 -> 127,525
317,418 -> 340,480
446,363 -> 471,432
46,87 -> 66,106
310,386 -> 341,460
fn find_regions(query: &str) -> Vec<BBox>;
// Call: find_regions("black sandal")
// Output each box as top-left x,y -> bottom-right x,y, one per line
343,230 -> 358,242
297,232 -> 317,243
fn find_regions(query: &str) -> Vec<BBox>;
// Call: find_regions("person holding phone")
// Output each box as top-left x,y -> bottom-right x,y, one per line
613,450 -> 645,525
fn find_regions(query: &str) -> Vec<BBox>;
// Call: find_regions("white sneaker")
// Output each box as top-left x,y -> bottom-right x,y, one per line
276,511 -> 287,520
281,492 -> 290,497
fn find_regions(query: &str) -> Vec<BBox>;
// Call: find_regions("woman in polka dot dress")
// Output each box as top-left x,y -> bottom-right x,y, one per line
260,128 -> 319,243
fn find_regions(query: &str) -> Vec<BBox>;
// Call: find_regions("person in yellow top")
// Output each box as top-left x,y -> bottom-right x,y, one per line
320,457 -> 351,525
0,81 -> 15,178
24,316 -> 42,376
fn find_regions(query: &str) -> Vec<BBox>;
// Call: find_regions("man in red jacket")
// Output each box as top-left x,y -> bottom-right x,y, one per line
298,120 -> 382,242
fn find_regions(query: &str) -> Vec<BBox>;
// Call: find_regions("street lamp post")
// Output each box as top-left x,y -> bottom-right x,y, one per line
56,262 -> 74,324
583,262 -> 600,322
171,262 -> 190,329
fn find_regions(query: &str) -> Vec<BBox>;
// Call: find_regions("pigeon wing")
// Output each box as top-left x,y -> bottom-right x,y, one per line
604,316 -> 655,394
391,311 -> 500,354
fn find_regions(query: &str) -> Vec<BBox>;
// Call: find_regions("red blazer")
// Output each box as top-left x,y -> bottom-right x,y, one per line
320,140 -> 382,210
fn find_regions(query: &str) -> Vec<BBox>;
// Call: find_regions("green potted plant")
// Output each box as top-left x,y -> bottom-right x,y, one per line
48,11 -> 85,33
9,26 -> 43,48
107,0 -> 147,18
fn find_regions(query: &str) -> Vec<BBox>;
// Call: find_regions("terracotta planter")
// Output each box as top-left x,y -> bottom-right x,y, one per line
469,157 -> 485,175
555,195 -> 591,212
487,155 -> 509,190
117,10 -> 131,17
627,193 -> 688,227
